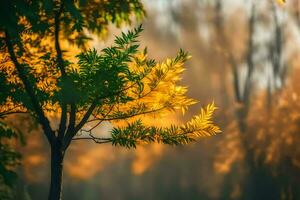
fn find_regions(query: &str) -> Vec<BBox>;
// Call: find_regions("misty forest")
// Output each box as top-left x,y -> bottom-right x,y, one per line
1,0 -> 300,200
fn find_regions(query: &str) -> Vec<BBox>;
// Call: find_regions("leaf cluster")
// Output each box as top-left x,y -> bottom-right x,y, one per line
110,103 -> 220,148
2,23 -> 220,148
0,0 -> 220,152
0,0 -> 145,50
0,122 -> 20,200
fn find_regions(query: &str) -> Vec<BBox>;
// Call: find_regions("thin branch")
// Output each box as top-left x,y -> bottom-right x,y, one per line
87,106 -> 167,123
72,137 -> 112,144
63,99 -> 97,149
87,104 -> 115,132
4,31 -> 55,144
72,129 -> 112,144
0,104 -> 24,114
0,111 -> 29,118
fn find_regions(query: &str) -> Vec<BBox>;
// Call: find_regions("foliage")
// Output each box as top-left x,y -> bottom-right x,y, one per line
0,66 -> 20,199
0,121 -> 20,200
1,23 -> 220,150
0,0 -> 220,198
247,71 -> 300,169
0,0 -> 145,48
110,103 -> 219,148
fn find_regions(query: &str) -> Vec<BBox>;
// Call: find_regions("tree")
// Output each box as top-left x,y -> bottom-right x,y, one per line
212,1 -> 290,199
0,1 -> 220,199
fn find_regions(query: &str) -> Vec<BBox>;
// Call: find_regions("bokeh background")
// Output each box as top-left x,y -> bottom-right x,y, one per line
15,0 -> 300,199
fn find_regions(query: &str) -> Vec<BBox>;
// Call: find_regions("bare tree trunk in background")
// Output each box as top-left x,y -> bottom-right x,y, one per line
214,0 -> 230,110
213,0 -> 253,132
213,1 -> 282,199
268,3 -> 300,199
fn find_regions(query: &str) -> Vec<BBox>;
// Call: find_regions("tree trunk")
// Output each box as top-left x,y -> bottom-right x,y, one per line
48,142 -> 64,200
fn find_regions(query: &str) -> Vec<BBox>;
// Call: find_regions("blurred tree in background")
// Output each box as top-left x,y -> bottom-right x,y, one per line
143,0 -> 300,199
0,121 -> 20,200
0,0 -> 220,199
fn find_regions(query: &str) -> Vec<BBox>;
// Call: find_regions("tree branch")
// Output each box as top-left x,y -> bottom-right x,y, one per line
63,99 -> 98,150
63,47 -> 174,148
58,104 -> 67,139
86,104 -> 114,132
4,31 -> 55,144
72,128 -> 112,144
87,106 -> 166,123
55,2 -> 65,76
0,111 -> 29,118
55,2 -> 68,140
72,136 -> 112,144
0,104 -> 25,115
67,104 -> 76,132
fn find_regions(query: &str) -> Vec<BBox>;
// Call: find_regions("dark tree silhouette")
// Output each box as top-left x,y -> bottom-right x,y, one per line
0,1 -> 219,199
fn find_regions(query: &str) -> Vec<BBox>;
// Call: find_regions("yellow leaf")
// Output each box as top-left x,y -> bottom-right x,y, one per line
276,0 -> 286,5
